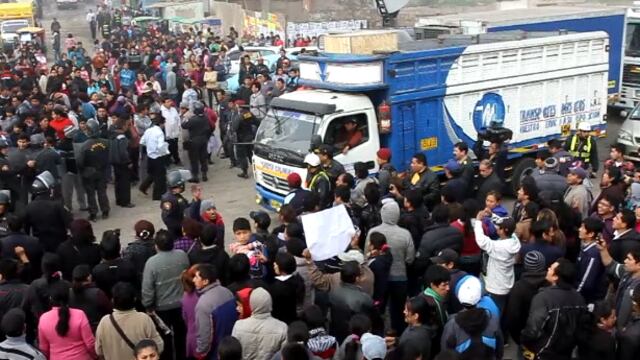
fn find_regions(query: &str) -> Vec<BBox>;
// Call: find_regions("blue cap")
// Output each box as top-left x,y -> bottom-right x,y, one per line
445,159 -> 462,173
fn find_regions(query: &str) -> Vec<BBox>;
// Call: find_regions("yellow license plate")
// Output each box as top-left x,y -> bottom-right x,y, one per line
420,137 -> 438,151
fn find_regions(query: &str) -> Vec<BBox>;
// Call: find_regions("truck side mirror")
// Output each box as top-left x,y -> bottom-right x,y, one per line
621,110 -> 629,118
310,135 -> 322,151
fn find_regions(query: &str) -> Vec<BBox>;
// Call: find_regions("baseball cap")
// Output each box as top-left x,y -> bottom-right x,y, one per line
361,333 -> 387,360
430,248 -> 459,265
577,122 -> 591,131
287,173 -> 302,188
317,144 -> 334,156
569,166 -> 587,180
444,159 -> 461,173
491,215 -> 515,228
456,275 -> 483,306
249,210 -> 271,229
304,153 -> 321,167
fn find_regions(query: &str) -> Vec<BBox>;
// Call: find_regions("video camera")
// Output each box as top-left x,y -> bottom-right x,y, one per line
477,127 -> 513,144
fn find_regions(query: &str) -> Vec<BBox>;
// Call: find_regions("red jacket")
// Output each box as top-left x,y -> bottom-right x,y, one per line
50,117 -> 74,140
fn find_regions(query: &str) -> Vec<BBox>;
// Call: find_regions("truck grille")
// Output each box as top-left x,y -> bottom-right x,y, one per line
623,64 -> 640,84
261,172 -> 290,193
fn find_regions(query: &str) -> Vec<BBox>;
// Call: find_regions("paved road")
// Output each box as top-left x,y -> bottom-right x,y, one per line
37,3 -> 625,248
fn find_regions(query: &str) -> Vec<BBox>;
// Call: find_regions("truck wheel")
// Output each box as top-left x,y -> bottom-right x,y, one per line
510,157 -> 537,194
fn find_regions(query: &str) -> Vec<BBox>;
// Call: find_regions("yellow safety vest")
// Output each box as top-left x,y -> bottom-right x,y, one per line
309,171 -> 330,190
568,135 -> 593,162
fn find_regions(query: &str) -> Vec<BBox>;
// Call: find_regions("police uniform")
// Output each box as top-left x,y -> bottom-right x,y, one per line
161,191 -> 188,239
308,170 -> 332,210
77,120 -> 111,221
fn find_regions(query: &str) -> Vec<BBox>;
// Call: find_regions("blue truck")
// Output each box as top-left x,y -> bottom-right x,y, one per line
415,5 -> 626,103
252,29 -> 610,211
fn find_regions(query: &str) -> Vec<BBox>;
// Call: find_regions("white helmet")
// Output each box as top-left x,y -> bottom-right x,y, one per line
577,122 -> 591,132
304,153 -> 321,167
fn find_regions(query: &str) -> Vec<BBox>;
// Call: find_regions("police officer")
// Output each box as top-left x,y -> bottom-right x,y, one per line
317,144 -> 344,185
0,191 -> 11,237
0,138 -> 18,212
161,169 -> 191,239
77,119 -> 110,222
565,122 -> 598,174
181,101 -> 212,183
548,139 -> 573,177
24,171 -> 71,253
233,100 -> 258,179
304,153 -> 332,210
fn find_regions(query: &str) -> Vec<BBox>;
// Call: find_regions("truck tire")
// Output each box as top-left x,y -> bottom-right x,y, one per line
510,157 -> 537,194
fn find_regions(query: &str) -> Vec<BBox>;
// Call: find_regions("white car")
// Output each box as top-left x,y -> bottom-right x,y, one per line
227,46 -> 279,75
618,104 -> 640,162
1,20 -> 28,44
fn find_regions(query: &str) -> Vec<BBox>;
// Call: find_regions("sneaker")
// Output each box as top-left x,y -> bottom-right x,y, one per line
237,173 -> 249,179
88,214 -> 97,222
121,203 -> 136,208
202,174 -> 208,182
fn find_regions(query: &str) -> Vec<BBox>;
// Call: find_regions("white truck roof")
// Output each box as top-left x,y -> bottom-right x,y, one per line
416,5 -> 625,28
279,89 -> 372,113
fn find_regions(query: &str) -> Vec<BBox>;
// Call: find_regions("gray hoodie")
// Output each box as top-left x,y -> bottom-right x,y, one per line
366,198 -> 415,281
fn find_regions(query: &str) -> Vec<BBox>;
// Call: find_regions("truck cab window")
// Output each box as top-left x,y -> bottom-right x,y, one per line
325,114 -> 368,154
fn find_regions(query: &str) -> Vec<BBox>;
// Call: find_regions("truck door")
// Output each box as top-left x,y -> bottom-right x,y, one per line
397,100 -> 443,169
323,111 -> 380,173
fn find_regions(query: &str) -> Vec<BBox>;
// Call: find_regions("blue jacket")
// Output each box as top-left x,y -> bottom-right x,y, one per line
81,102 -> 96,120
195,282 -> 238,359
576,242 -> 606,303
482,205 -> 509,239
120,68 -> 136,87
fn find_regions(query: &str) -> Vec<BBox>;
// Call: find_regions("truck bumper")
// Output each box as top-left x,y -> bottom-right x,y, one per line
255,184 -> 286,212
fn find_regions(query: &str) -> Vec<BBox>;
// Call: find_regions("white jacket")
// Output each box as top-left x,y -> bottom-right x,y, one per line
473,220 -> 521,295
160,105 -> 181,139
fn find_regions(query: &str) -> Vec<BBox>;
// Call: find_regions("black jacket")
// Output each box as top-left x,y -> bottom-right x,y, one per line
269,274 -> 305,325
398,206 -> 430,249
521,285 -> 587,360
182,114 -> 212,142
69,284 -> 112,332
92,257 -> 138,297
443,176 -> 468,203
415,223 -> 463,275
403,169 -> 440,210
475,172 -> 504,203
24,195 -> 72,253
0,280 -> 28,339
188,245 -> 230,285
368,251 -> 392,304
0,232 -> 43,282
618,315 -> 640,360
577,326 -> 616,360
504,272 -> 547,344
56,240 -> 102,281
329,283 -> 375,342
610,230 -> 640,264
399,324 -> 431,360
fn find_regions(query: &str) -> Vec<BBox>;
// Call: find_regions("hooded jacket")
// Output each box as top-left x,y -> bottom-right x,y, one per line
473,220 -> 521,295
232,287 -> 288,360
366,198 -> 415,281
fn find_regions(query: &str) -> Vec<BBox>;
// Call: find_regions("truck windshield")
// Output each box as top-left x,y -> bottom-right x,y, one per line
1,22 -> 27,34
255,109 -> 318,154
626,22 -> 640,56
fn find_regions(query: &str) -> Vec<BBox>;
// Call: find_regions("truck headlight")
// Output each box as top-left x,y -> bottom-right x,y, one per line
619,129 -> 633,143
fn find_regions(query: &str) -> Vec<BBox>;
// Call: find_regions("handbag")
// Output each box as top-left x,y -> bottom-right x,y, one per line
109,314 -> 135,350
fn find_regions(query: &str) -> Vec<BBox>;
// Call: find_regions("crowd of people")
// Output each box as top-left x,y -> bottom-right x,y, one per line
0,3 -> 638,360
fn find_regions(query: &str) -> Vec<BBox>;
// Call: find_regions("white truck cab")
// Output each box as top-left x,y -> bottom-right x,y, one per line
253,90 -> 380,208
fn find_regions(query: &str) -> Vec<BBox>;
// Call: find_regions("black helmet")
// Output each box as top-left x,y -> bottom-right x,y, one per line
86,118 -> 101,138
0,191 -> 10,205
31,170 -> 55,195
193,101 -> 205,116
167,169 -> 191,188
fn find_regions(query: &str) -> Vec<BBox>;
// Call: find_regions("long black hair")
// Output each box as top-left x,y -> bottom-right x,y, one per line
50,281 -> 71,337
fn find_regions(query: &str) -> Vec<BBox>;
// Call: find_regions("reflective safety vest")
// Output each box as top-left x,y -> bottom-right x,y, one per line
568,135 -> 593,163
308,171 -> 330,190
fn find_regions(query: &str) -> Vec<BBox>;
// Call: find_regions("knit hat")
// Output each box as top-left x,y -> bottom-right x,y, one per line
287,173 -> 302,188
524,251 -> 546,273
376,148 -> 391,161
233,217 -> 251,232
200,199 -> 216,214
544,157 -> 559,171
1,308 -> 25,337
361,333 -> 386,360
134,220 -> 155,240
